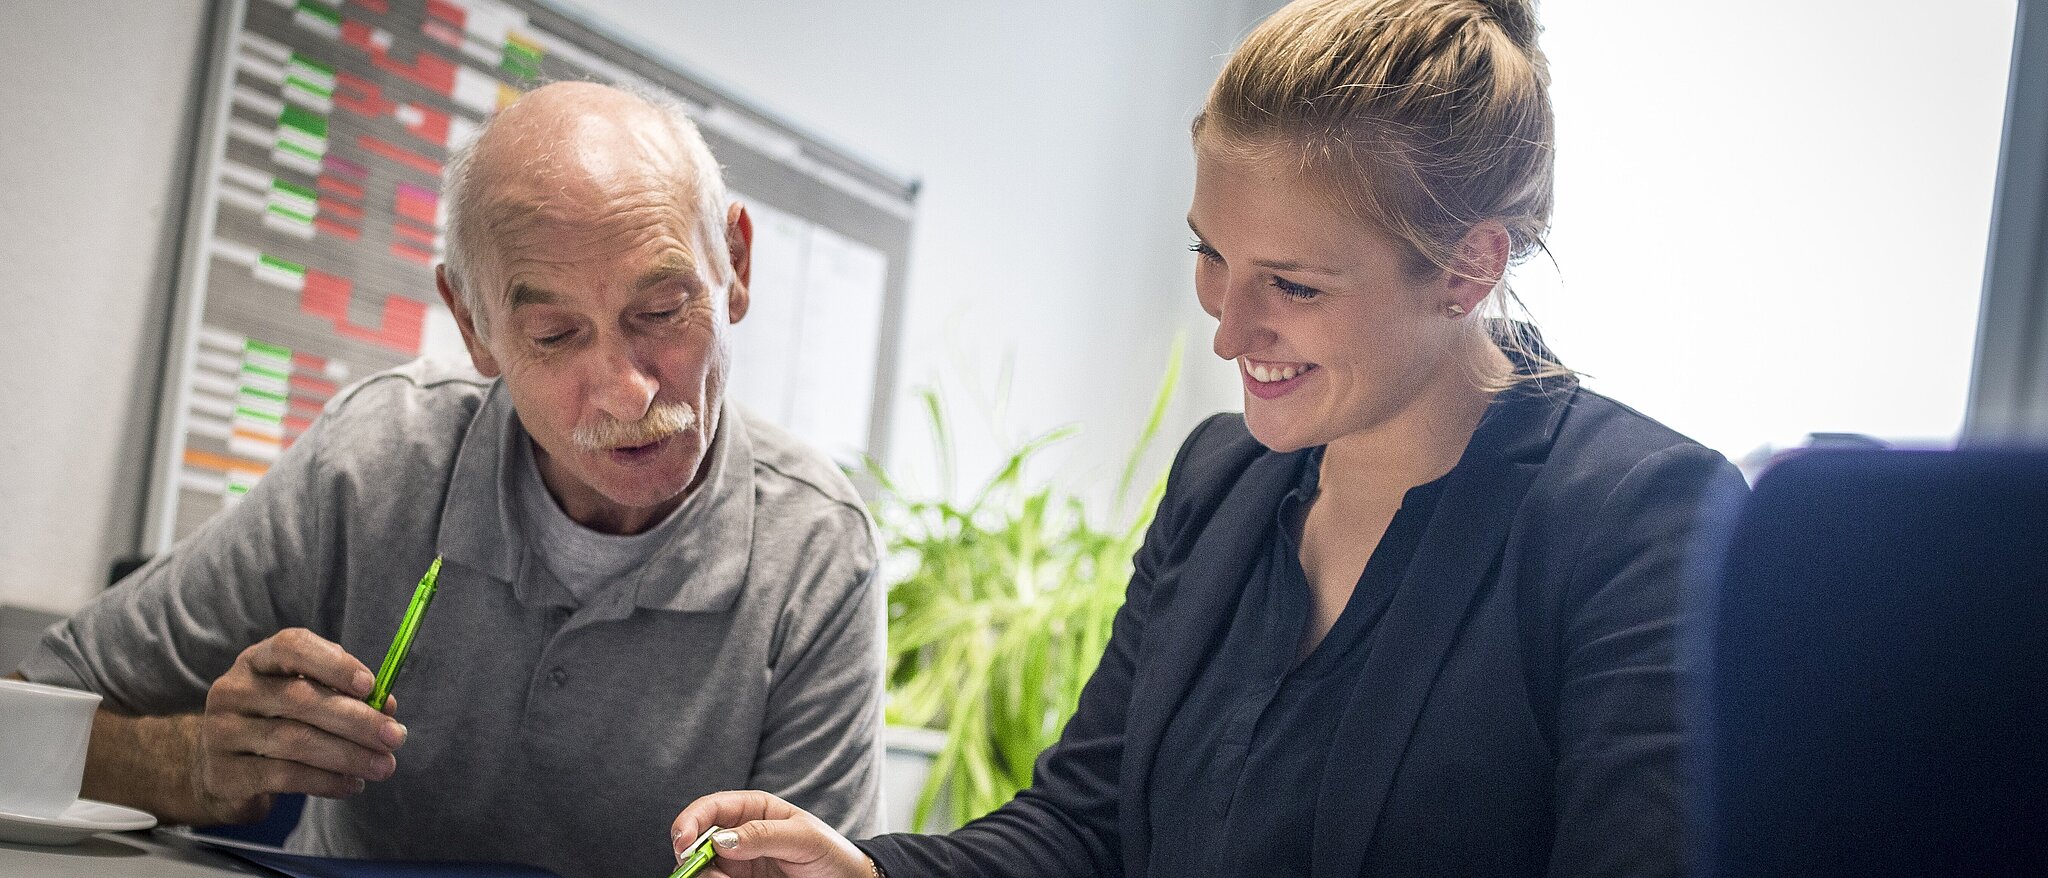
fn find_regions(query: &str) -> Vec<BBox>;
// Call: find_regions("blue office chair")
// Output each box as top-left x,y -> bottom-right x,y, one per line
1688,449 -> 2048,876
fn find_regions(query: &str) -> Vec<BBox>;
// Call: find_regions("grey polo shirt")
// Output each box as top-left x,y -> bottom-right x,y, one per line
20,358 -> 883,878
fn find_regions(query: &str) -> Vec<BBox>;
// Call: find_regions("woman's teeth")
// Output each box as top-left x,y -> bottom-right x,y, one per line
1247,363 -> 1310,383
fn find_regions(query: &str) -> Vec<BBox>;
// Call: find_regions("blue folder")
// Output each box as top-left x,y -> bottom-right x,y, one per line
172,829 -> 561,878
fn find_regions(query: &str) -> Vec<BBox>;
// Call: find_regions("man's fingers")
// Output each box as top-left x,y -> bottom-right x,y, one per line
198,630 -> 408,812
209,752 -> 369,800
225,715 -> 397,782
238,628 -> 375,698
214,630 -> 408,754
231,671 -> 406,753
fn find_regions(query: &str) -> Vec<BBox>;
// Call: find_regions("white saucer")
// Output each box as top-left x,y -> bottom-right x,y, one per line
0,798 -> 156,846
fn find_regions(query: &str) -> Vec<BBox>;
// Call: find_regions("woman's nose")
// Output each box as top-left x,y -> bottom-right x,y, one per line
1210,281 -> 1272,362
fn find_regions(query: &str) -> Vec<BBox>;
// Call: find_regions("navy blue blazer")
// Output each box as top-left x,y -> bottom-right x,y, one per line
863,378 -> 1747,877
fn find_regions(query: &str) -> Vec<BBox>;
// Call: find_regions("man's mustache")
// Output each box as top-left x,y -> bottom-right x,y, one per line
571,401 -> 696,452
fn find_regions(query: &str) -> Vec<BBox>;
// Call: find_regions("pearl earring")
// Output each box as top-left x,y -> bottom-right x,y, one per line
1445,303 -> 1467,318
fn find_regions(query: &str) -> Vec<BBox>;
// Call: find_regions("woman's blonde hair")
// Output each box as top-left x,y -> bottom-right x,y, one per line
1194,0 -> 1568,388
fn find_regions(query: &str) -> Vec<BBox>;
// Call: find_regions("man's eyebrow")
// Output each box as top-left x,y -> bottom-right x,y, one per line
504,257 -> 701,310
636,255 -> 702,293
508,283 -> 561,310
1186,217 -> 1342,276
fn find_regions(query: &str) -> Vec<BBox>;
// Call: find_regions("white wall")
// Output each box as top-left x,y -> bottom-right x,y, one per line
0,2 -> 208,613
0,1 -> 1264,613
1521,1 -> 2017,465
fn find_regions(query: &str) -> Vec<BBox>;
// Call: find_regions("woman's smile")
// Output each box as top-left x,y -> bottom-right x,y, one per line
1241,357 -> 1319,399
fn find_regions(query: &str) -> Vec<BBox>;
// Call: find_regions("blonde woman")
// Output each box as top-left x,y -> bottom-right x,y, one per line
669,0 -> 1744,874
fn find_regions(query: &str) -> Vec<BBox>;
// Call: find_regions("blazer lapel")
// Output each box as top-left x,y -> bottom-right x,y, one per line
1118,446 -> 1302,877
1310,385 -> 1565,877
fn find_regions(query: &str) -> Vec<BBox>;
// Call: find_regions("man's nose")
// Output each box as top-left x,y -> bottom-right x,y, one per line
589,337 -> 657,423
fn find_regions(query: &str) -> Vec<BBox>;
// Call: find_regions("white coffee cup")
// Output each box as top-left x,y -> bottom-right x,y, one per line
0,679 -> 101,818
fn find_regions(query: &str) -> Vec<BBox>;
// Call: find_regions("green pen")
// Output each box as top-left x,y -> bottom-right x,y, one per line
669,825 -> 721,878
367,555 -> 442,711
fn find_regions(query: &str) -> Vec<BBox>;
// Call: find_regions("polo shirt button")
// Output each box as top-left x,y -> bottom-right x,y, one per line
549,667 -> 568,687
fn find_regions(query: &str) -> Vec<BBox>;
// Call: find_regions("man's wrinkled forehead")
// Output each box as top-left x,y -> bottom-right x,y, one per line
480,165 -> 697,236
473,92 -> 694,209
466,91 -> 713,269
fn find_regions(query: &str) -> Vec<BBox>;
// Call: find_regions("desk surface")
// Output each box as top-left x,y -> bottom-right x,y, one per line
0,828 -> 265,877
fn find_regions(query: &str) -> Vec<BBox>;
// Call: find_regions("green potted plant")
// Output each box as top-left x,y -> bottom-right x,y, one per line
865,341 -> 1183,831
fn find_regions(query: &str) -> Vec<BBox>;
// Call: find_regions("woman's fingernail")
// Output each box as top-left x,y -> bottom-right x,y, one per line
712,830 -> 739,849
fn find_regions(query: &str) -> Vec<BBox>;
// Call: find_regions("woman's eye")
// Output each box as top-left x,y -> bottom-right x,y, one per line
1272,277 -> 1321,301
1188,239 -> 1222,263
532,329 -> 573,347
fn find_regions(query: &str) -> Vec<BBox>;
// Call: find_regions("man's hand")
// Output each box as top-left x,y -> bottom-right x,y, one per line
194,627 -> 408,822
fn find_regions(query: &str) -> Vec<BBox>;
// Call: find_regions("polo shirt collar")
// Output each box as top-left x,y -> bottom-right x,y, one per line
438,380 -> 522,586
437,382 -> 755,614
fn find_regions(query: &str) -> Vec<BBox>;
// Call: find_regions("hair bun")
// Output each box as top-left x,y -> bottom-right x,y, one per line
1476,0 -> 1542,51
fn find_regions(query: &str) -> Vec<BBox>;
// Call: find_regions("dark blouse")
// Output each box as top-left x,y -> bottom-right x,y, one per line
1146,446 -> 1449,876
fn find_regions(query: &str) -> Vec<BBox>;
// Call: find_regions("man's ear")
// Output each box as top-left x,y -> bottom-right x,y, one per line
436,265 -> 501,377
724,201 -> 752,324
1441,219 -> 1512,316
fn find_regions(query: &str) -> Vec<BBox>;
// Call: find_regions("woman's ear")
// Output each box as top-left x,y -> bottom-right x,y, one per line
1442,220 -> 1511,316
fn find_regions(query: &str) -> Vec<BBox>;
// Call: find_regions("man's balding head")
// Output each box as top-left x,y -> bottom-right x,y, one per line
428,80 -> 755,535
440,81 -> 730,338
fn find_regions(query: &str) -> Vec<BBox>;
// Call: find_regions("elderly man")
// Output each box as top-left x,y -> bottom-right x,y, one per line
11,82 -> 881,878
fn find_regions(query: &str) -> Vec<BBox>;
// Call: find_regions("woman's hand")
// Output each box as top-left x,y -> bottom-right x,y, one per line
671,790 -> 874,878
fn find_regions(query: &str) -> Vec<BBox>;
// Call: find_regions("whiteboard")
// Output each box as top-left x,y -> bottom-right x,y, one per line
143,0 -> 918,553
